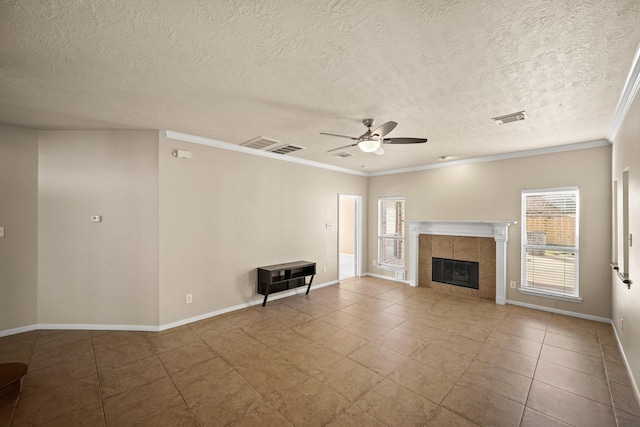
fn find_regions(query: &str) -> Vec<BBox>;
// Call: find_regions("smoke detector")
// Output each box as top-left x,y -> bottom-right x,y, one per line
491,111 -> 528,125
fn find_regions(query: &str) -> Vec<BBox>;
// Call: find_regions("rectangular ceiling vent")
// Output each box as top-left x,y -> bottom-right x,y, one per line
269,144 -> 304,155
333,152 -> 352,158
492,110 -> 528,125
241,136 -> 281,150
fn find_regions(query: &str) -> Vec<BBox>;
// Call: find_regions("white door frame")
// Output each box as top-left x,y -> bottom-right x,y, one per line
338,194 -> 362,279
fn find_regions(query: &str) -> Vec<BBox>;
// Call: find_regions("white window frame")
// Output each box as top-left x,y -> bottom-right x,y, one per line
520,187 -> 581,302
378,197 -> 405,270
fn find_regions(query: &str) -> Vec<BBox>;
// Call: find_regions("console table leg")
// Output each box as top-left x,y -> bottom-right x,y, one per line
306,275 -> 315,295
262,284 -> 270,306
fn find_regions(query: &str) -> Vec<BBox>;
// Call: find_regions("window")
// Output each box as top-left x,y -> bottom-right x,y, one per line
521,188 -> 580,301
378,197 -> 405,268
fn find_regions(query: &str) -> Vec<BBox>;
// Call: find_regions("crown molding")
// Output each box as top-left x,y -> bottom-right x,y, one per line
608,42 -> 640,142
165,130 -> 610,179
163,130 -> 368,177
368,139 -> 611,177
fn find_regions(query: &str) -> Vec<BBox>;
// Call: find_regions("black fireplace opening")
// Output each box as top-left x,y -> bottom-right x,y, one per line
432,257 -> 479,289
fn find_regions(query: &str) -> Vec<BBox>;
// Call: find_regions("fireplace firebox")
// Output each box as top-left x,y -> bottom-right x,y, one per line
432,257 -> 479,289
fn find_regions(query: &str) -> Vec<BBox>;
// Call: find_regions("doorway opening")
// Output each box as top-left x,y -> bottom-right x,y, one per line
338,194 -> 362,280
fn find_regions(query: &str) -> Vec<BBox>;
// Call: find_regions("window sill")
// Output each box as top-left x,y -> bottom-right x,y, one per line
518,287 -> 582,303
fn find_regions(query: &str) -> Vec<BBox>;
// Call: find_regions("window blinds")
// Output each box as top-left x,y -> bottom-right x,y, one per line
521,189 -> 579,296
379,198 -> 405,267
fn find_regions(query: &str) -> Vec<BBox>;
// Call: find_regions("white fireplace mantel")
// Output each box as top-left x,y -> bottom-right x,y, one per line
408,220 -> 517,305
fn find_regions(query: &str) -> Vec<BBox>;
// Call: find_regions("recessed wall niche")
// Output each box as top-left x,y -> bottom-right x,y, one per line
418,234 -> 496,299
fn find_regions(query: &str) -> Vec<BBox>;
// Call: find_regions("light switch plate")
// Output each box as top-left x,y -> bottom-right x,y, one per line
91,215 -> 102,222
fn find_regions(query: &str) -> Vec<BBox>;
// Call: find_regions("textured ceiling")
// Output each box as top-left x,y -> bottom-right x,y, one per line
1,0 -> 639,172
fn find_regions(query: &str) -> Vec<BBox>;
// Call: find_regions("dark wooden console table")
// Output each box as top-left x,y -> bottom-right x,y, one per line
257,261 -> 316,306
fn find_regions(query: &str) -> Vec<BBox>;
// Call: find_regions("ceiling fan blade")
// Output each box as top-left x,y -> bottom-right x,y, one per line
327,143 -> 358,153
320,132 -> 359,140
371,121 -> 397,137
383,137 -> 428,144
374,146 -> 385,155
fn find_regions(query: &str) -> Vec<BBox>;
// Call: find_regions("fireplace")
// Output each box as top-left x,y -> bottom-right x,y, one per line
432,257 -> 480,289
407,221 -> 516,304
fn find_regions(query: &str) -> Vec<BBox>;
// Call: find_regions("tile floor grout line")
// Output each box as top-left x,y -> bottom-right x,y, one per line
89,333 -> 108,427
252,294 -> 356,426
4,278 -> 636,426
425,304 -> 498,427
307,280 -> 411,425
518,322 -> 547,427
152,326 -> 204,427
599,327 -> 622,427
209,313 -> 315,426
8,332 -> 39,426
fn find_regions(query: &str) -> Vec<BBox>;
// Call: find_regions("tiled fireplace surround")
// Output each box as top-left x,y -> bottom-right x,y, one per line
408,221 -> 516,304
419,234 -> 497,300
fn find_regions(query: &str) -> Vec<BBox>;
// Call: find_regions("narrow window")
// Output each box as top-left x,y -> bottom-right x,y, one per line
378,197 -> 405,269
521,188 -> 579,300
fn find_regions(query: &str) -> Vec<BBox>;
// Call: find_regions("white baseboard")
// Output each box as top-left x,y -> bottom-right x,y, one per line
364,272 -> 410,285
0,324 -> 39,338
505,299 -> 611,323
0,280 -> 340,337
39,323 -> 159,332
159,280 -> 339,331
0,323 -> 159,337
611,322 -> 640,409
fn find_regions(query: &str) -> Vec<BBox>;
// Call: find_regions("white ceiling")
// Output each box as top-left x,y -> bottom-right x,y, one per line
1,1 -> 639,172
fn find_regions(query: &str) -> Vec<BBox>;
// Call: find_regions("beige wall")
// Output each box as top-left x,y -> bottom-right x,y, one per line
38,130 -> 159,326
158,134 -> 368,325
611,91 -> 640,387
0,126 -> 616,334
0,128 -> 367,332
0,125 -> 39,331
339,196 -> 356,255
368,145 -> 612,318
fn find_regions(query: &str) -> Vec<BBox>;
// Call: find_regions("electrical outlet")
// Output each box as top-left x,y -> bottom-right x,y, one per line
510,281 -> 516,289
91,215 -> 102,222
186,294 -> 193,304
372,260 -> 377,266
323,267 -> 327,273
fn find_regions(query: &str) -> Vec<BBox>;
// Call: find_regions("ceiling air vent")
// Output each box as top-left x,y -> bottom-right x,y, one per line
491,110 -> 528,125
333,152 -> 352,158
241,136 -> 281,150
269,144 -> 304,155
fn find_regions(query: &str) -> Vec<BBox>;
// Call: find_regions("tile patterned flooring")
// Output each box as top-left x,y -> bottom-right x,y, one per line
1,276 -> 640,426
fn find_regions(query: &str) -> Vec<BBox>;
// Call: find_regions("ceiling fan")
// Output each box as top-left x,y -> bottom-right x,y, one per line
322,119 -> 428,155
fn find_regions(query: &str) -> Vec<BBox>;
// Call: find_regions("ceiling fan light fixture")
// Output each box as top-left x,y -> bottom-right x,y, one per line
358,139 -> 381,152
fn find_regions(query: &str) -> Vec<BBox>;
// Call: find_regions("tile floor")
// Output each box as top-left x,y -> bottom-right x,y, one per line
1,276 -> 640,426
